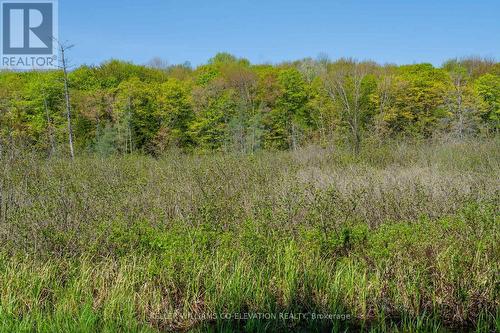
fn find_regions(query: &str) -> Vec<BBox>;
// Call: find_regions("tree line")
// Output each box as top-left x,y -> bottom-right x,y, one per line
0,53 -> 498,155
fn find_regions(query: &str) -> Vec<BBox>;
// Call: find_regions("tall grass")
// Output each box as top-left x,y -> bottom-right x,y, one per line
0,139 -> 499,332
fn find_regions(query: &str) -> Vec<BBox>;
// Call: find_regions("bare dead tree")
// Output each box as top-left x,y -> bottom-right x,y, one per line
451,70 -> 466,139
146,57 -> 169,70
444,59 -> 474,139
56,41 -> 75,159
323,59 -> 372,154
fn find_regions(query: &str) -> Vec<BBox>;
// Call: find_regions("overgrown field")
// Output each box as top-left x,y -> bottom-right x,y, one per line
0,140 -> 499,332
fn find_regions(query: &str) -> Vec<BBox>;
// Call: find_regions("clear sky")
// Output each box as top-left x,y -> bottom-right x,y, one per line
60,0 -> 499,67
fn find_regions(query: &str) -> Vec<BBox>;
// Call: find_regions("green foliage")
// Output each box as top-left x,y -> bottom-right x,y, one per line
155,79 -> 194,150
189,87 -> 236,151
264,68 -> 311,149
380,64 -> 452,136
475,73 -> 500,131
0,56 -> 498,155
0,71 -> 65,151
194,64 -> 220,87
114,78 -> 160,152
208,52 -> 251,67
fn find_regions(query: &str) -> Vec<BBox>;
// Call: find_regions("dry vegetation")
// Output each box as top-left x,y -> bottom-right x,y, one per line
0,139 -> 499,332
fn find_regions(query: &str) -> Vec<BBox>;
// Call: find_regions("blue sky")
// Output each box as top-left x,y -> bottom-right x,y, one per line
60,0 -> 499,67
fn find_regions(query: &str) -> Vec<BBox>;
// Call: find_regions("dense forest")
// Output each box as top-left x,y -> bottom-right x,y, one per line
1,54 -> 498,155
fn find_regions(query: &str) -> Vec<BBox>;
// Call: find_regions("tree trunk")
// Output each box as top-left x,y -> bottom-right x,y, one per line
61,46 -> 75,159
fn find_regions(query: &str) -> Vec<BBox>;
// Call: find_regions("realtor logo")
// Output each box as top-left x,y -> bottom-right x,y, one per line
1,0 -> 58,69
